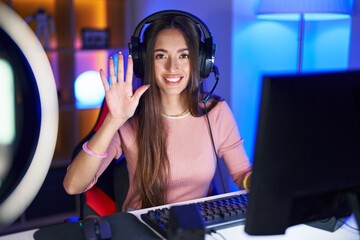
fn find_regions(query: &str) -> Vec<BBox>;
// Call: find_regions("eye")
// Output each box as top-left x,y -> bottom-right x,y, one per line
155,53 -> 166,59
179,53 -> 190,59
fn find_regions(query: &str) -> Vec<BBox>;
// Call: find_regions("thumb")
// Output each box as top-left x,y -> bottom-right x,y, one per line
132,84 -> 150,102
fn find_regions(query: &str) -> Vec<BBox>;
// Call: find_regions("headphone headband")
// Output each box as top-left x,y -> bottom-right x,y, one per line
132,10 -> 212,40
128,10 -> 216,79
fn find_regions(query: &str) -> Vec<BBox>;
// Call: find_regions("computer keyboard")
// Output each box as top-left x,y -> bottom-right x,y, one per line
140,192 -> 248,239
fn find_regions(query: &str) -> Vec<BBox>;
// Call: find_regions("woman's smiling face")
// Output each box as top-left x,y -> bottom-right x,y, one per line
153,28 -> 191,98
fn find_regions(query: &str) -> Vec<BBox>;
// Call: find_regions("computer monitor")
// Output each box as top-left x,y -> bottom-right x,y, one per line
245,70 -> 360,235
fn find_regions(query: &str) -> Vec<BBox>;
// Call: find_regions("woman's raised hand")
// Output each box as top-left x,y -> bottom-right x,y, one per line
100,52 -> 149,126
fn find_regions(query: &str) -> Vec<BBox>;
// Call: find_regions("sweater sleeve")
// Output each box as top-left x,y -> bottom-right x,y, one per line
214,101 -> 252,183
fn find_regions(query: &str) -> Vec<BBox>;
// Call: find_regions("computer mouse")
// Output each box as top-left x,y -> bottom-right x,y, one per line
81,215 -> 112,240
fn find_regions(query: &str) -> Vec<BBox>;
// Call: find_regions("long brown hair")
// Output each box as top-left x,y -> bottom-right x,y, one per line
133,15 -> 220,208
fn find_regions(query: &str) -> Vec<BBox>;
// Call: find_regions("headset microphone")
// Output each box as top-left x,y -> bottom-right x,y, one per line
202,65 -> 219,104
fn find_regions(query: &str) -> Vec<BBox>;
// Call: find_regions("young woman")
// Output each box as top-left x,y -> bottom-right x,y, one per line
63,11 -> 251,211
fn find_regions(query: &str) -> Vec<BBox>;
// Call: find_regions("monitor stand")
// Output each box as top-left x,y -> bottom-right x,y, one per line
306,217 -> 344,232
305,192 -> 360,234
347,192 -> 360,236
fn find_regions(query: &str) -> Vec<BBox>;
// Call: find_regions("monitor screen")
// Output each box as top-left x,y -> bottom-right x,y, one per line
245,70 -> 360,235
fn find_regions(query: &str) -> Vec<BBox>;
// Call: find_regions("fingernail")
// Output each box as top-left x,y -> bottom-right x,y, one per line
118,51 -> 122,55
128,54 -> 132,58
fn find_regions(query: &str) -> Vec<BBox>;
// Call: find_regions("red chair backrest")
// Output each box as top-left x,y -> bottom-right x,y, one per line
84,100 -> 117,216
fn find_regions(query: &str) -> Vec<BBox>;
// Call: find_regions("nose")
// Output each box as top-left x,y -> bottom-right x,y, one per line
165,56 -> 179,72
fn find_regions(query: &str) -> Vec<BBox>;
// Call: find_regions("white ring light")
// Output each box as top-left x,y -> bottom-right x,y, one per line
0,3 -> 58,226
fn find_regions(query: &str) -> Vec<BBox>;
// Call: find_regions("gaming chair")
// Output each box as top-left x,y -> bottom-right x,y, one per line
71,100 -> 129,218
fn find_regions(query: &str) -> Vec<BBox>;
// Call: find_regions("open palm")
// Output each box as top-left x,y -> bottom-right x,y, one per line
100,52 -> 149,126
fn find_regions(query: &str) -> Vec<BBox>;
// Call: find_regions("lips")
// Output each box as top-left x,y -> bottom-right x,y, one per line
164,76 -> 183,85
165,77 -> 181,82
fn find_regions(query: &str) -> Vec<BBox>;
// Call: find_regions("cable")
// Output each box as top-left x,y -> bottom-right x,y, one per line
203,101 -> 226,194
213,231 -> 226,240
206,229 -> 227,240
339,218 -> 360,231
201,64 -> 226,193
202,65 -> 219,103
206,232 -> 218,240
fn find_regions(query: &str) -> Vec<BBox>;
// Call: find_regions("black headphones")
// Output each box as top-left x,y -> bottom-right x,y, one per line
128,10 -> 216,79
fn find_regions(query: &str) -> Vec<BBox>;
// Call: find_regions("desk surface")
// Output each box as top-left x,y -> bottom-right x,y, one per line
130,190 -> 360,240
0,191 -> 359,240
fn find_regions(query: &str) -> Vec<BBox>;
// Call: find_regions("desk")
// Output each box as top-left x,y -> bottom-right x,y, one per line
0,191 -> 359,240
130,191 -> 360,240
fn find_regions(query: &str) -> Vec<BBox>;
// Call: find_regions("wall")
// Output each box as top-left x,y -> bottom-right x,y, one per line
349,0 -> 360,69
232,0 -> 355,161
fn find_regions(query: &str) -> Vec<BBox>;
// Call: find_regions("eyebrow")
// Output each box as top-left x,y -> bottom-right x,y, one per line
153,48 -> 189,53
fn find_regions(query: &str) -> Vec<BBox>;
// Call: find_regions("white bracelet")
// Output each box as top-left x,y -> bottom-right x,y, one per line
82,141 -> 108,158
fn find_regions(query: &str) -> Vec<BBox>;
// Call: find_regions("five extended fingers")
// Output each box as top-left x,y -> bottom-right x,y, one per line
100,51 -> 149,101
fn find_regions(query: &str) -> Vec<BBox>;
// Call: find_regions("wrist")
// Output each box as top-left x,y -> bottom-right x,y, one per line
82,141 -> 108,158
243,171 -> 252,191
103,114 -> 126,131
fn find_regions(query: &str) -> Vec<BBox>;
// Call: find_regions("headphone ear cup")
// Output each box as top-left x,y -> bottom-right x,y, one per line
199,42 -> 206,78
139,43 -> 146,79
129,38 -> 144,78
199,38 -> 215,78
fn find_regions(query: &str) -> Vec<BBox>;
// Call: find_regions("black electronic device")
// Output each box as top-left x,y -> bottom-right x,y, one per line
81,215 -> 112,240
168,204 -> 205,240
33,212 -> 161,240
128,10 -> 216,79
141,192 -> 248,239
245,70 -> 360,235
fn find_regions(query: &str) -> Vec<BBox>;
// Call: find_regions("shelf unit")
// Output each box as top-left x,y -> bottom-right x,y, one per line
0,0 -> 126,234
4,0 -> 126,165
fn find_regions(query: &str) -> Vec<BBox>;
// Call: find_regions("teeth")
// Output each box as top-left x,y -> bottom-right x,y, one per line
165,77 -> 181,82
